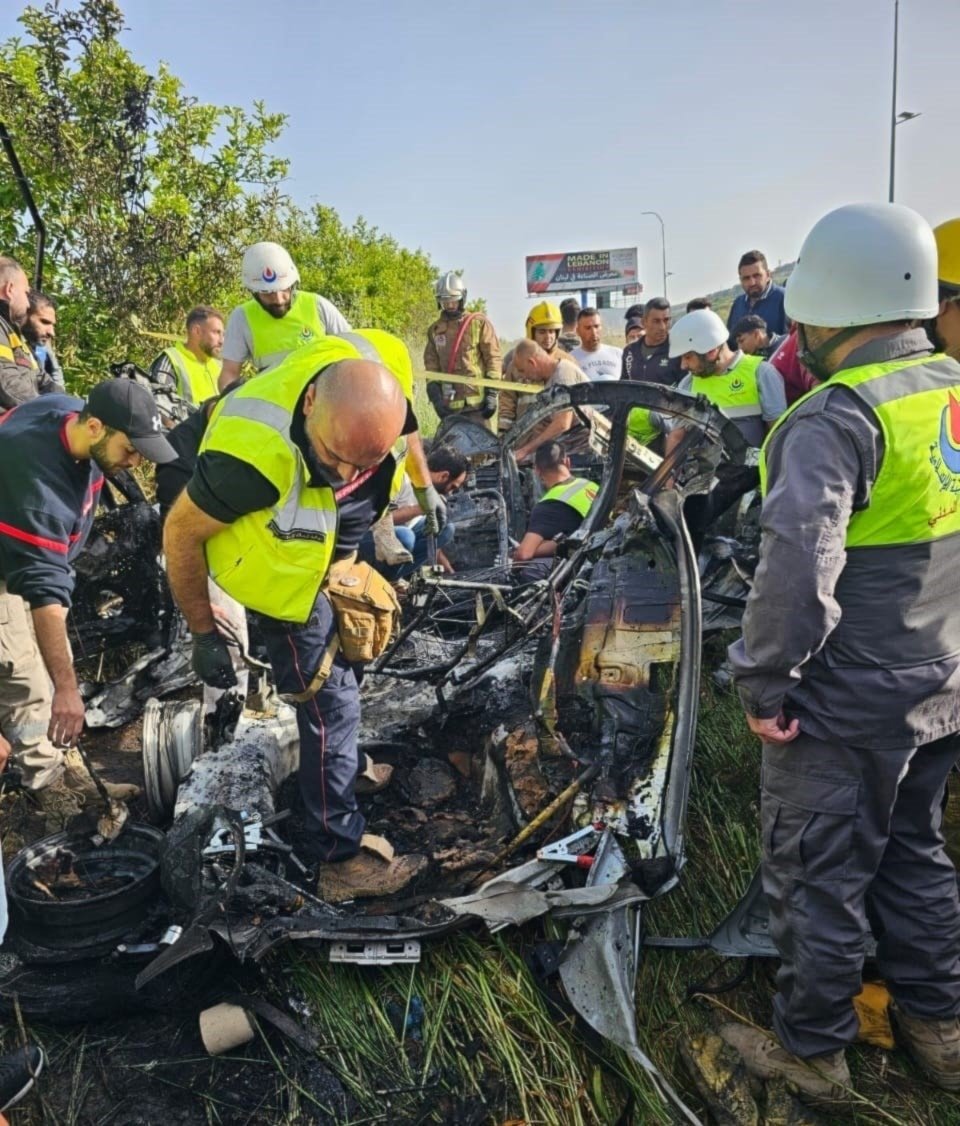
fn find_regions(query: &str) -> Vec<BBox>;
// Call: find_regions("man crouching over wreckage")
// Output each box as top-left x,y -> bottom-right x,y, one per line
163,338 -> 429,901
0,379 -> 175,809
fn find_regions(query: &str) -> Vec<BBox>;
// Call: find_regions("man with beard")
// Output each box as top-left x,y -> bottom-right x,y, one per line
218,242 -> 351,389
0,379 -> 175,806
0,257 -> 57,412
150,305 -> 224,410
726,250 -> 788,341
23,290 -> 64,390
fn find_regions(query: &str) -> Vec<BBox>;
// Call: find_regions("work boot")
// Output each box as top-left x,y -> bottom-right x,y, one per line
718,1023 -> 851,1104
891,1004 -> 960,1090
34,768 -> 139,818
370,516 -> 413,566
316,835 -> 428,903
355,754 -> 394,796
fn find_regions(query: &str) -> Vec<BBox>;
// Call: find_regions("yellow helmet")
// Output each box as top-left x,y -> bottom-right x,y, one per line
934,218 -> 960,297
525,301 -> 562,339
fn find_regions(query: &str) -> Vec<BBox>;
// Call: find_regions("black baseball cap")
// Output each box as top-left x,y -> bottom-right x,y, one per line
85,379 -> 177,463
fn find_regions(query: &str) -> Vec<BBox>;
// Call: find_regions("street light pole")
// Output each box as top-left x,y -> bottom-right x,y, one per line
641,211 -> 668,301
889,0 -> 899,202
888,1 -> 922,202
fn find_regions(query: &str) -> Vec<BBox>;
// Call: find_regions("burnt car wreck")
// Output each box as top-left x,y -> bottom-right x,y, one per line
2,379 -> 771,1122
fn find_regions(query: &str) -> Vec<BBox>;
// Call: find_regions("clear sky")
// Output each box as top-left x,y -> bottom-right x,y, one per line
95,0 -> 960,334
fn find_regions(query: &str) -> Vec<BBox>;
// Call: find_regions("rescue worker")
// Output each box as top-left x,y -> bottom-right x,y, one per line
218,241 -> 351,389
0,257 -> 56,411
163,336 -> 429,901
665,308 -> 786,448
424,271 -> 501,430
149,306 -> 224,410
660,307 -> 785,544
500,301 -> 580,432
23,290 -> 64,390
932,218 -> 960,359
726,203 -> 960,1100
0,378 -> 175,808
511,442 -> 597,582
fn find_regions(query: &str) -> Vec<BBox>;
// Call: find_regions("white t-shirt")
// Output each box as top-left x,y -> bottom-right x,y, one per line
221,293 -> 352,369
570,343 -> 623,383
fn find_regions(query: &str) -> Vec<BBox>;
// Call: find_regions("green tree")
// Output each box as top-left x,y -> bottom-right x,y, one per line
277,203 -> 437,343
0,0 -> 289,383
0,0 -> 437,387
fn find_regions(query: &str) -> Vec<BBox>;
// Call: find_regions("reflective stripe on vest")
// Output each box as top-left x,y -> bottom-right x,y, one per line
761,353 -> 960,547
202,340 -> 356,621
241,290 -> 325,373
541,476 -> 598,517
163,344 -> 221,406
202,334 -> 413,619
690,352 -> 763,419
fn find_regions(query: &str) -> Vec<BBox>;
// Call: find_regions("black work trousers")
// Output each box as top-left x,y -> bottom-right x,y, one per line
254,592 -> 364,864
761,730 -> 960,1058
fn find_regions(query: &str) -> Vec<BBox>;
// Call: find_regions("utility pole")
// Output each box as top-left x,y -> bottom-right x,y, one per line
889,0 -> 899,202
641,211 -> 668,301
889,0 -> 921,202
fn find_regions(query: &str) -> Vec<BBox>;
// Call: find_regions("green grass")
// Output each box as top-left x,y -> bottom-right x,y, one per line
13,640 -> 955,1123
284,663 -> 957,1125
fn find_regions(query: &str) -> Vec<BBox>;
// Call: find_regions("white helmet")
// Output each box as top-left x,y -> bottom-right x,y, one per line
242,241 -> 300,293
786,203 -> 939,327
669,309 -> 729,358
435,270 -> 467,306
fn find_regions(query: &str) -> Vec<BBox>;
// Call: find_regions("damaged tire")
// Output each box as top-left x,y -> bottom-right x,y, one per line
6,823 -> 164,961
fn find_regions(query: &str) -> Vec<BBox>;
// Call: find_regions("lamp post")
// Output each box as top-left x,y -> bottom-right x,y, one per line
641,211 -> 668,301
888,0 -> 921,202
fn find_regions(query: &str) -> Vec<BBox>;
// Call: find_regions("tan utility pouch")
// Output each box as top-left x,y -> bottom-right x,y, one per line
326,561 -> 400,664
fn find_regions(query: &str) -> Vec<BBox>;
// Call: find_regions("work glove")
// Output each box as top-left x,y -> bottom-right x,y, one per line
191,629 -> 238,689
480,388 -> 498,419
413,483 -> 447,536
427,382 -> 453,418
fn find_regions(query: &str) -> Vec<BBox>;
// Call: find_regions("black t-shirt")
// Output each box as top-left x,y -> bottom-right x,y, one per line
184,381 -> 417,556
155,394 -> 223,514
620,338 -> 683,386
526,499 -> 584,542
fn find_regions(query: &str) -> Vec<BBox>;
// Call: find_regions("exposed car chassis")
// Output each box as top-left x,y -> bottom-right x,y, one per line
6,381 -> 771,1121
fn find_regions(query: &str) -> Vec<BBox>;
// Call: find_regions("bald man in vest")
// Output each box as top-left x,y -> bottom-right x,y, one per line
164,339 -> 428,902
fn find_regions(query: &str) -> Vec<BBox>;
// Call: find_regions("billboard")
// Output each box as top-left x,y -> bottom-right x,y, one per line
525,247 -> 638,295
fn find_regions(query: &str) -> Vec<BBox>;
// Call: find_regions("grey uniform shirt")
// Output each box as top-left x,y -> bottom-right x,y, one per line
221,294 -> 352,368
729,328 -> 960,749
